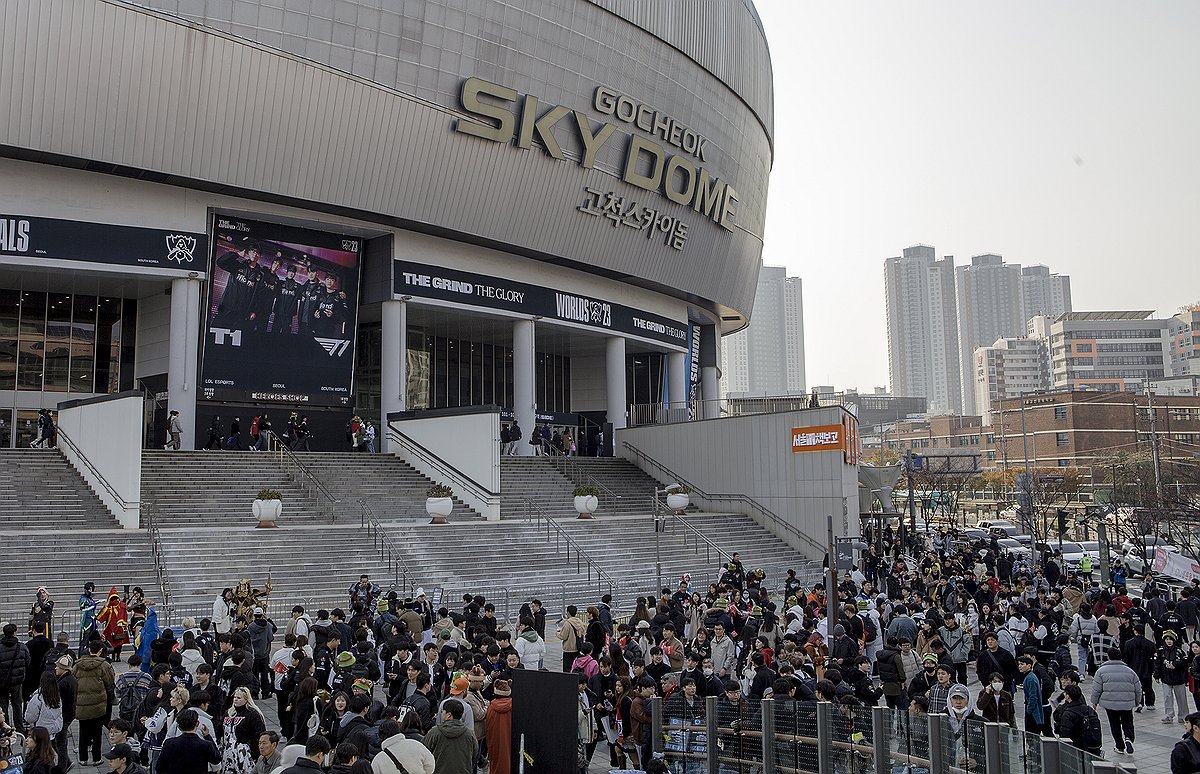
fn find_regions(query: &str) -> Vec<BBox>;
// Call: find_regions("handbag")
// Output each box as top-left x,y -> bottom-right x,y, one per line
306,697 -> 320,736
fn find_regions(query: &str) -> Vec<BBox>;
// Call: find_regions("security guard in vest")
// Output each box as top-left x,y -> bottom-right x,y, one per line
1078,553 -> 1095,583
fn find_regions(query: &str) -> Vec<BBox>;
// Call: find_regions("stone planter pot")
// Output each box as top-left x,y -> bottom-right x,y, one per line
574,495 -> 599,519
426,496 -> 453,525
253,498 -> 282,528
666,493 -> 690,512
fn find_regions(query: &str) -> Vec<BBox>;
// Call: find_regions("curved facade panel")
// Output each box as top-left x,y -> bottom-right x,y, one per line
0,0 -> 772,319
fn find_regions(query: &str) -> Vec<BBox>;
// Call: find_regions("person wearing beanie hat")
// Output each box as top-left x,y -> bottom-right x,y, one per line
1157,629 -> 1190,722
327,651 -> 356,695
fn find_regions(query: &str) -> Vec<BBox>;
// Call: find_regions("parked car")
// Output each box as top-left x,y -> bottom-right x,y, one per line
1121,535 -> 1177,555
996,537 -> 1025,555
1121,544 -> 1180,574
976,519 -> 1016,532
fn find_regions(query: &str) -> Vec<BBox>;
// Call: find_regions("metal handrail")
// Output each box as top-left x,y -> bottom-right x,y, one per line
656,496 -> 733,566
522,497 -> 617,599
265,430 -> 339,521
358,499 -> 416,596
624,441 -> 826,556
54,424 -> 137,510
387,428 -> 499,500
142,500 -> 174,624
546,451 -> 623,513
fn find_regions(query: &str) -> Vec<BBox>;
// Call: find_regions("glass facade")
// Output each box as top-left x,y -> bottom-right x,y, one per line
0,290 -> 136,394
353,322 -> 572,418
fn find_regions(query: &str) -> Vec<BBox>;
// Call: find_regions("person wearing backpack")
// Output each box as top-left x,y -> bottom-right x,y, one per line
1054,684 -> 1103,757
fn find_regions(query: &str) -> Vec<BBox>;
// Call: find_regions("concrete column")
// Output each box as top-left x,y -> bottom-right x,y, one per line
702,366 -> 720,419
380,299 -> 407,452
606,335 -> 627,430
667,351 -> 687,406
513,318 -> 536,455
167,276 -> 201,449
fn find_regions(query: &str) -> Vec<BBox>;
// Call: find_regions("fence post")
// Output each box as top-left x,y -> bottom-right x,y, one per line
651,696 -> 664,757
871,706 -> 888,774
1040,738 -> 1061,774
815,701 -> 833,774
705,695 -> 719,774
927,713 -> 946,774
760,697 -> 776,773
982,721 -> 1001,774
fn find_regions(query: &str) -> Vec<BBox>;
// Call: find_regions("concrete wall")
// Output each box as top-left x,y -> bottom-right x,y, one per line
387,408 -> 501,521
617,406 -> 861,559
135,288 -> 172,381
56,392 -> 144,529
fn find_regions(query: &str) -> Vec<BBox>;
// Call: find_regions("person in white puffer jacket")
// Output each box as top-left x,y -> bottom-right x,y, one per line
23,672 -> 64,739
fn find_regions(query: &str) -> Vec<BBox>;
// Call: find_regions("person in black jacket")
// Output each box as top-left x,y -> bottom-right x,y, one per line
157,708 -> 222,774
0,622 -> 30,728
876,638 -> 907,709
977,632 -> 1018,692
1053,685 -> 1102,757
1123,628 -> 1159,710
1172,712 -> 1200,774
338,694 -> 375,758
1159,630 -> 1191,722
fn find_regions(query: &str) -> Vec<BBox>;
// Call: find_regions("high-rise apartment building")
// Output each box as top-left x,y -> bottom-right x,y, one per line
956,254 -> 1024,415
973,337 -> 1051,424
1169,306 -> 1200,376
885,245 -> 962,415
1021,265 -> 1072,320
720,265 -> 806,396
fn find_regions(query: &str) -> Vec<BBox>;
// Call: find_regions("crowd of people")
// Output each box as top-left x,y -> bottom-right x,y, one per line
7,531 -> 1200,773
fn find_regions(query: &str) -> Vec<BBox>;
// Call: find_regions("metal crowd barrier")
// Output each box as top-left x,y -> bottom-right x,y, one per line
649,696 -> 1120,774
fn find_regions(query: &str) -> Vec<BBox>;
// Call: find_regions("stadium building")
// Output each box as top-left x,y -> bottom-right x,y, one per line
0,0 -> 774,451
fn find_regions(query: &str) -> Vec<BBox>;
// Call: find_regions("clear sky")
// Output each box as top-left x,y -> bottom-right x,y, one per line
754,1 -> 1200,392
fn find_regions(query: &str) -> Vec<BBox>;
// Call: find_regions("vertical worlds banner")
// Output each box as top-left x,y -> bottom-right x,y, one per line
199,216 -> 363,407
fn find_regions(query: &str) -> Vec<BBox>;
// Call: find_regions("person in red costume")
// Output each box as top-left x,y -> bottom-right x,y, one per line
95,586 -> 130,660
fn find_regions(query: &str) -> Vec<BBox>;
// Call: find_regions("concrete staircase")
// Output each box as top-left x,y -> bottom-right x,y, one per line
141,450 -> 326,528
0,449 -> 122,530
153,510 -> 823,623
288,452 -> 480,522
500,456 -> 671,519
0,531 -> 157,629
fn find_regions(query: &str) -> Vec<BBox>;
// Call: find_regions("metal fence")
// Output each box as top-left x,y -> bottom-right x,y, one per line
648,696 -> 1125,774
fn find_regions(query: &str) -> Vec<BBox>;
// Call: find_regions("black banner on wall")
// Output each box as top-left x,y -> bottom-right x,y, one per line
199,215 -> 363,407
0,213 -> 208,270
394,260 -> 688,348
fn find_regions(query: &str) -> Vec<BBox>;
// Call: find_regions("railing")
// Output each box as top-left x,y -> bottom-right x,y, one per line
265,430 -> 339,522
651,696 -> 1113,774
655,495 -> 732,567
387,428 -> 500,508
359,499 -> 418,597
522,497 -> 617,600
142,500 -> 175,624
545,449 -> 624,514
624,440 -> 827,557
629,392 -> 851,427
54,423 -> 138,513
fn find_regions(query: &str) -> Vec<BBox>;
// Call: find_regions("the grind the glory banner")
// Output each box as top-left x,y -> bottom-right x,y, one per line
395,260 -> 687,348
200,216 -> 363,407
0,213 -> 208,270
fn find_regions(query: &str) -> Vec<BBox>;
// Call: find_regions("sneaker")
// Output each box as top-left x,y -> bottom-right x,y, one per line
1126,741 -> 1134,755
1162,716 -> 1175,723
1135,706 -> 1142,713
1113,747 -> 1125,756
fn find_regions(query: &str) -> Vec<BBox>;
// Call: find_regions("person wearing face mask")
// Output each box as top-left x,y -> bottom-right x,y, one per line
944,684 -> 981,769
976,672 -> 1015,726
906,654 -> 940,701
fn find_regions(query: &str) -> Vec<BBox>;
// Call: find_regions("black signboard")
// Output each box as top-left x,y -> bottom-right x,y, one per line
394,260 -> 688,348
199,216 -> 363,407
0,213 -> 208,270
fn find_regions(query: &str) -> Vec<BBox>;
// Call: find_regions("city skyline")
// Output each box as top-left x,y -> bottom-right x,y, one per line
754,0 -> 1200,392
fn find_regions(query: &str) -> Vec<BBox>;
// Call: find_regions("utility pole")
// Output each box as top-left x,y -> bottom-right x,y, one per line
1019,393 -> 1038,565
826,512 -> 838,632
906,448 -> 917,543
1145,378 -> 1164,507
